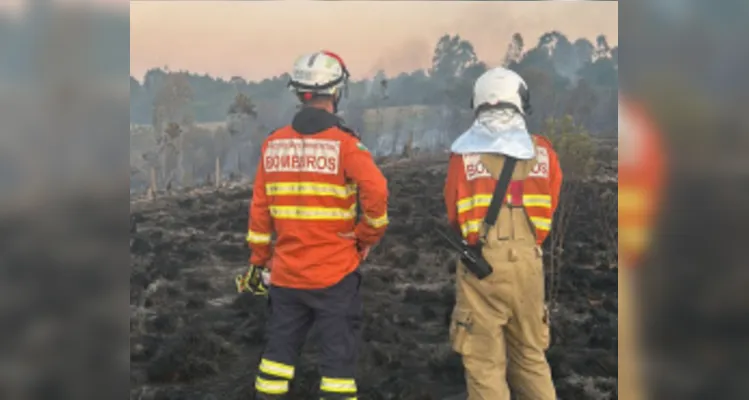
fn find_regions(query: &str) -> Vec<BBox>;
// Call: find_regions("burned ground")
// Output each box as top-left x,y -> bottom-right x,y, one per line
130,157 -> 618,400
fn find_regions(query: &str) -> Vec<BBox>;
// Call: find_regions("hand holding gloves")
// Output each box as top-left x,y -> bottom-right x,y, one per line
338,232 -> 371,261
235,264 -> 271,295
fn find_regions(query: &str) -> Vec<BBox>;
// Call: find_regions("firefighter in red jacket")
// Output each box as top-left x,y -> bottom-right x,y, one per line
236,51 -> 389,399
444,66 -> 557,399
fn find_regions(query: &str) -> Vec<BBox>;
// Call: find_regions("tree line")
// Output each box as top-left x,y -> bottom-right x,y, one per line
130,31 -> 617,135
129,30 -> 617,193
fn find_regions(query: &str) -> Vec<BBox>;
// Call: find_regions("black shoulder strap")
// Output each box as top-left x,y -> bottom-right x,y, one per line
482,157 -> 517,232
336,122 -> 361,139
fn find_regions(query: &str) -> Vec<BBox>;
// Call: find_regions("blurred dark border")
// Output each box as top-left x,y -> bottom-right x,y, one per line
620,0 -> 749,398
0,3 -> 129,399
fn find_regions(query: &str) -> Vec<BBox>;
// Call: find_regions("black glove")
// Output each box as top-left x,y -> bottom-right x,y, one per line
235,265 -> 269,295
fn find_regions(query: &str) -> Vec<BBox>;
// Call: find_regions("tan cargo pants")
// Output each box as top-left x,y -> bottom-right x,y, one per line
449,207 -> 557,400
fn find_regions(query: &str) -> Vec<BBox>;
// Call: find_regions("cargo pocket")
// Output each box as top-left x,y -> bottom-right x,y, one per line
540,304 -> 551,350
449,308 -> 473,354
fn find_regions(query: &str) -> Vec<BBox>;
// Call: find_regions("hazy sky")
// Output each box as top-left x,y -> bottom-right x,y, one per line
131,1 -> 618,82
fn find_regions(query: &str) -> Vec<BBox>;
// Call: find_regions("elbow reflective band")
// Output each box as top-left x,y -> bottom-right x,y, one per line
523,194 -> 552,208
246,230 -> 272,244
269,204 -> 357,221
364,212 -> 389,228
460,219 -> 482,237
265,182 -> 357,199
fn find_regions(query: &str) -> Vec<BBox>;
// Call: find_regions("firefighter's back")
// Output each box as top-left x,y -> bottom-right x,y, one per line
260,124 -> 362,289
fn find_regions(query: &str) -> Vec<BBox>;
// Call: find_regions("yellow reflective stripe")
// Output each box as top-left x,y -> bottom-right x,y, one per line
456,194 -> 491,213
460,219 -> 483,237
246,230 -> 271,244
457,193 -> 527,213
620,226 -> 650,253
255,377 -> 289,394
530,216 -> 551,231
619,188 -> 646,211
259,358 -> 294,379
265,182 -> 357,199
269,205 -> 356,221
523,194 -> 552,208
364,212 -> 389,228
320,377 -> 357,393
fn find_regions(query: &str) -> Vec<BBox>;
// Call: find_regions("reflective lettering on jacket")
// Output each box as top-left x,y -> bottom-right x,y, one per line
523,135 -> 563,245
264,138 -> 341,175
248,126 -> 389,289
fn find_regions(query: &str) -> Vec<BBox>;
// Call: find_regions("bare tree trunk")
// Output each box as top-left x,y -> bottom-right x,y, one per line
158,134 -> 168,189
215,156 -> 221,188
236,151 -> 242,180
177,133 -> 185,188
149,167 -> 157,199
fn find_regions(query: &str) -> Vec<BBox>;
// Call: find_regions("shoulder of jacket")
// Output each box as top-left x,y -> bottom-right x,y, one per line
335,120 -> 361,140
266,126 -> 284,137
532,134 -> 553,149
448,152 -> 467,167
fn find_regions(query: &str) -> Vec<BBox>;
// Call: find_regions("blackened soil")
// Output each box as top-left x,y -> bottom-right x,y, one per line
130,158 -> 617,400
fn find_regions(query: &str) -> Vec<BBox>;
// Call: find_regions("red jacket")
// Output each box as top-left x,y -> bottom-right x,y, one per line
524,135 -> 563,245
443,134 -> 562,246
248,107 -> 389,289
618,98 -> 665,268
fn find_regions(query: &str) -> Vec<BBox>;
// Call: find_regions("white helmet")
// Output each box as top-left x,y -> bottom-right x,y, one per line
288,50 -> 349,101
471,67 -> 531,115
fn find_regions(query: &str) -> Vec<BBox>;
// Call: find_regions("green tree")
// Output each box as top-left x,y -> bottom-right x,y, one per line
542,115 -> 596,179
151,72 -> 194,189
429,34 -> 481,81
503,33 -> 524,67
228,92 -> 257,118
226,92 -> 260,177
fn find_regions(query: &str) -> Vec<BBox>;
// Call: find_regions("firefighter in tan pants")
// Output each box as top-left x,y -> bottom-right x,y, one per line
444,67 -> 557,399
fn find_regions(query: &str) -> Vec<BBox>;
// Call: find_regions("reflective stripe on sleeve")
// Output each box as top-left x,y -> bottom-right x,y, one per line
530,216 -> 551,231
460,219 -> 483,237
246,230 -> 271,245
364,212 -> 389,228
